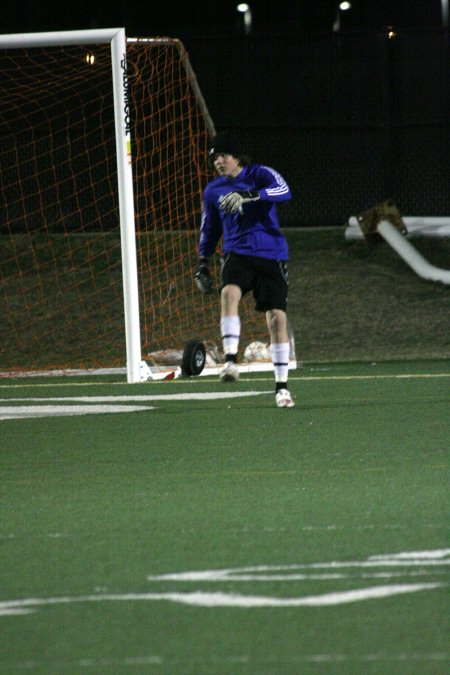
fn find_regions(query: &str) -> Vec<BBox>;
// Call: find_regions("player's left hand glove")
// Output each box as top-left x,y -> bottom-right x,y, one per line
219,191 -> 260,214
195,263 -> 213,294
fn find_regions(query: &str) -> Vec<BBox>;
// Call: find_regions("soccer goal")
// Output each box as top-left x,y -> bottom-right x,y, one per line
0,28 -> 294,382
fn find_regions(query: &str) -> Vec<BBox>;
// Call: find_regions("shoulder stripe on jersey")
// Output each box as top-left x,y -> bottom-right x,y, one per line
260,165 -> 289,194
266,186 -> 290,196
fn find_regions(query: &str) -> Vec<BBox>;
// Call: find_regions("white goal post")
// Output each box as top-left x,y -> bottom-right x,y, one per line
0,28 -> 141,381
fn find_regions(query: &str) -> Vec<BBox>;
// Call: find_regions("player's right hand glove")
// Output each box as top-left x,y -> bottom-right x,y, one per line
195,263 -> 213,294
219,191 -> 260,214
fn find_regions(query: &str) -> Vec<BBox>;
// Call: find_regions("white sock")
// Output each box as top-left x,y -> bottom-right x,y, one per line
220,315 -> 240,356
270,342 -> 290,384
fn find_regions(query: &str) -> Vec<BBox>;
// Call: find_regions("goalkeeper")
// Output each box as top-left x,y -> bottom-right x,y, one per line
195,131 -> 294,408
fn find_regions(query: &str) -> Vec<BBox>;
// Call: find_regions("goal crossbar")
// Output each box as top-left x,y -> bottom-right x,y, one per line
0,28 -> 125,49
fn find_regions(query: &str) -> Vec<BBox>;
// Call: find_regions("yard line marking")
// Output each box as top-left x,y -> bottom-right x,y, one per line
78,656 -> 163,666
152,584 -> 441,607
146,549 -> 450,582
232,372 -> 443,383
6,652 -> 447,669
298,652 -> 449,663
292,373 -> 450,381
0,391 -> 271,403
1,549 -> 446,616
0,372 -> 449,389
0,583 -> 442,615
147,549 -> 450,582
369,549 -> 450,560
0,391 -> 272,420
150,571 -> 445,581
0,404 -> 153,420
235,373 -> 450,382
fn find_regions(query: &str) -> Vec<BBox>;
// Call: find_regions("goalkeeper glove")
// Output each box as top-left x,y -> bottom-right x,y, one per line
195,262 -> 213,294
219,190 -> 260,214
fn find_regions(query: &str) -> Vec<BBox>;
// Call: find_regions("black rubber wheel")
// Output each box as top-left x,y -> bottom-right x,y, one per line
181,340 -> 206,376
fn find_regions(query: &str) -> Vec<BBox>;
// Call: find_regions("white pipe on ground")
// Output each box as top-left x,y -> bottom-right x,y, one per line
377,220 -> 450,285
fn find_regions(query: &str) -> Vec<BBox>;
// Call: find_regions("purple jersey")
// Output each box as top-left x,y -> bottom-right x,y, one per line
199,164 -> 291,260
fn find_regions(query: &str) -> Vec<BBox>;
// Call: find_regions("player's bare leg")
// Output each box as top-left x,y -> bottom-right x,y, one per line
266,309 -> 294,407
219,284 -> 242,382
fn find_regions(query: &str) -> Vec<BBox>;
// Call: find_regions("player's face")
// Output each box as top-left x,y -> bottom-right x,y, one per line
212,153 -> 242,178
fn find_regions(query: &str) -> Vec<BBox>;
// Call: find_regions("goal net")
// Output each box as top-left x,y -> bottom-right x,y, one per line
0,29 -> 284,381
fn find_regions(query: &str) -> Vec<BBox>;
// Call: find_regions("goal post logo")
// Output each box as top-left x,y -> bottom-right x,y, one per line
120,55 -> 131,137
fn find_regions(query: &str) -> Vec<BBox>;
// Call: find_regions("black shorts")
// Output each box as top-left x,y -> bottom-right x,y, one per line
220,252 -> 289,312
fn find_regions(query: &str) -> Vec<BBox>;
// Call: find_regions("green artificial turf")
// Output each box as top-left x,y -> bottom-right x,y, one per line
0,360 -> 449,673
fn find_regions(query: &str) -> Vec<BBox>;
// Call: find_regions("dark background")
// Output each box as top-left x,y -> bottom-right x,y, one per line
2,1 -> 449,225
2,1 -> 445,38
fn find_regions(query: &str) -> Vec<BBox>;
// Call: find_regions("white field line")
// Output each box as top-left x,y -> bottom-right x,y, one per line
0,525 -> 442,539
147,565 -> 450,582
0,391 -> 272,420
150,571 -> 446,581
370,549 -> 450,560
0,405 -> 153,420
0,583 -> 442,615
291,373 -> 450,381
147,550 -> 450,582
0,372 -> 449,389
0,391 -> 271,402
1,549 -> 447,615
4,652 -> 448,670
5,653 -> 448,671
238,372 -> 450,382
296,652 -> 449,663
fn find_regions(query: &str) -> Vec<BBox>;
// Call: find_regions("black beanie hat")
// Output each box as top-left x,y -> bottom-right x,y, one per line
208,131 -> 242,158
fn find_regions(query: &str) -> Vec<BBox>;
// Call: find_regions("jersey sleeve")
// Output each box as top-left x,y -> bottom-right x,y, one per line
255,165 -> 292,203
198,188 -> 223,258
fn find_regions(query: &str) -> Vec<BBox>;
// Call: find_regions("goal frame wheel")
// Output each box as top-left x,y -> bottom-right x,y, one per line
181,340 -> 206,376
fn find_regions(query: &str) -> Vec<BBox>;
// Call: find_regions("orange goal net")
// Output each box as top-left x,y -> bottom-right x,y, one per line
0,32 -> 270,378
